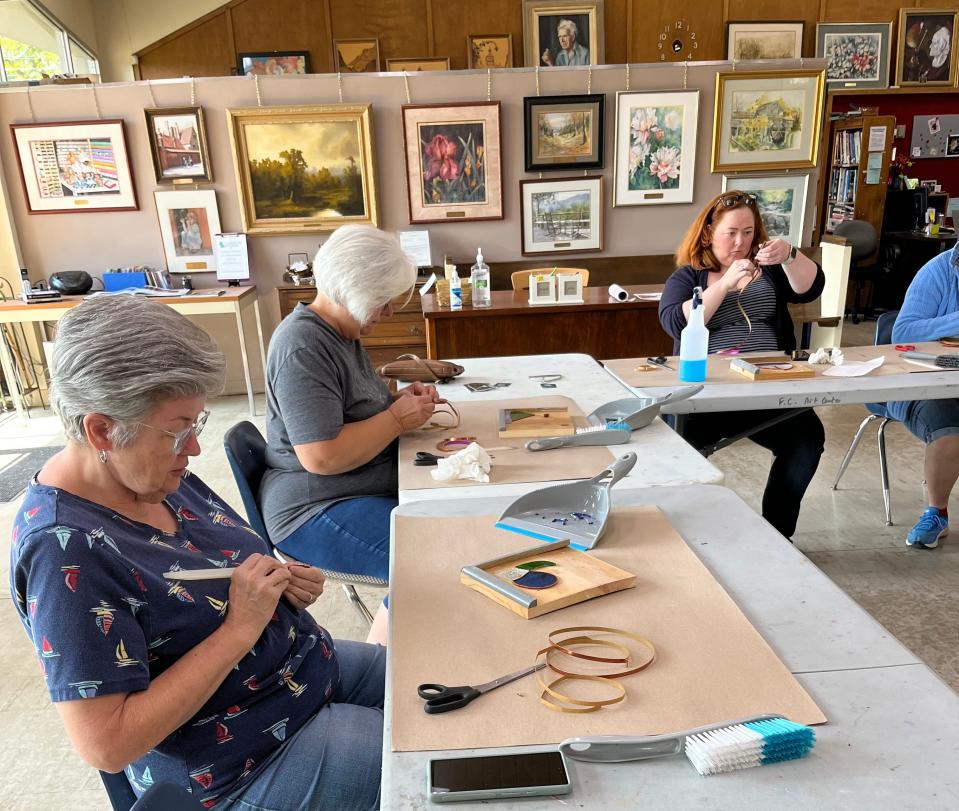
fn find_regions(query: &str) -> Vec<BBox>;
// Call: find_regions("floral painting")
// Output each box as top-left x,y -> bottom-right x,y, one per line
417,123 -> 486,207
817,23 -> 891,89
613,90 -> 698,206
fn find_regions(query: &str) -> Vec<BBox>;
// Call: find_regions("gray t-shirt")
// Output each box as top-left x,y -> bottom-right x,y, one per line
260,303 -> 398,542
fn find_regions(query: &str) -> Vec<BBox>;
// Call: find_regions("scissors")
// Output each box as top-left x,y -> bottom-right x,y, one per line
414,451 -> 446,466
645,356 -> 675,371
895,344 -> 917,352
417,662 -> 546,714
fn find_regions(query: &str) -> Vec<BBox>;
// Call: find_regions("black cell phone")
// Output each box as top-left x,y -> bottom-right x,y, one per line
428,750 -> 571,803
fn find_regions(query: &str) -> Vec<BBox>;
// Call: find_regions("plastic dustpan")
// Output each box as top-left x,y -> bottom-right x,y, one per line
494,453 -> 637,550
588,385 -> 703,431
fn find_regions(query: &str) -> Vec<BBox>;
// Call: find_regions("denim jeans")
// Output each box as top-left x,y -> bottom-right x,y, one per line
680,408 -> 825,539
216,640 -> 385,811
901,397 -> 959,444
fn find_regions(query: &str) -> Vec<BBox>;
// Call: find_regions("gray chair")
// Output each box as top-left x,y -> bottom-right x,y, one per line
223,421 -> 386,626
99,771 -> 205,811
833,219 -> 879,324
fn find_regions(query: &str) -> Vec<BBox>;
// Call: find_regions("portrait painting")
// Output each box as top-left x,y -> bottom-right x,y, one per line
948,133 -> 959,156
145,106 -> 212,184
523,0 -> 604,67
333,38 -> 380,73
721,174 -> 808,247
520,175 -> 603,255
468,34 -> 513,68
237,51 -> 311,76
154,190 -> 221,274
226,104 -> 378,234
169,207 -> 212,256
896,10 -> 959,86
524,94 -> 605,171
817,23 -> 891,88
726,22 -> 804,60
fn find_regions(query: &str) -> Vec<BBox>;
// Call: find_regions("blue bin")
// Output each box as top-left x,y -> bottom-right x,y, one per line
103,272 -> 148,292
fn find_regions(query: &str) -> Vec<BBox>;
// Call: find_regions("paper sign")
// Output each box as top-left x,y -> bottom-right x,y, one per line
399,230 -> 432,267
868,126 -> 887,152
212,233 -> 249,282
822,356 -> 885,377
419,272 -> 437,296
865,152 -> 883,184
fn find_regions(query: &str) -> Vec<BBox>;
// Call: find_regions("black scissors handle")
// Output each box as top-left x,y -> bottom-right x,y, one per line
417,683 -> 482,714
414,451 -> 445,466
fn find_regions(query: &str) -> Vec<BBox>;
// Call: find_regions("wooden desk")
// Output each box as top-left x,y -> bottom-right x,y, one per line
0,286 -> 267,421
421,285 -> 671,360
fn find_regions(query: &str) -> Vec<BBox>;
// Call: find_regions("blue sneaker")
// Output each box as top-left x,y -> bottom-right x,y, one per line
906,507 -> 948,549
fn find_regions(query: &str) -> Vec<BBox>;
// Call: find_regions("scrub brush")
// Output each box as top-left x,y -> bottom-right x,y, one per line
559,715 -> 815,775
525,422 -> 631,451
900,351 -> 959,369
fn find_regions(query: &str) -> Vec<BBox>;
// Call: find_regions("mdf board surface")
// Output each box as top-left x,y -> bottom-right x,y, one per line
230,0 -> 329,71
137,13 -> 235,79
629,0 -> 725,62
430,0 -> 523,69
330,0 -> 430,62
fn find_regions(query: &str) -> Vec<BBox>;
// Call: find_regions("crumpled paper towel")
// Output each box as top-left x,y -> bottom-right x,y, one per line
809,347 -> 844,366
430,442 -> 492,483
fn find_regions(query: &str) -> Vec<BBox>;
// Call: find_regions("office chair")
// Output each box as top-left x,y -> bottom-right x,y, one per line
831,310 -> 901,526
510,268 -> 589,291
833,219 -> 879,324
99,771 -> 205,811
224,421 -> 385,625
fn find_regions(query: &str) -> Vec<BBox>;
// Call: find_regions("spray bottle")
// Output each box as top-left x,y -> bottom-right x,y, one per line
470,247 -> 491,308
679,286 -> 708,383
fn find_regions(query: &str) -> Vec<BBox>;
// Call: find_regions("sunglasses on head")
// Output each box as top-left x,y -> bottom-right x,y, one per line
718,192 -> 757,208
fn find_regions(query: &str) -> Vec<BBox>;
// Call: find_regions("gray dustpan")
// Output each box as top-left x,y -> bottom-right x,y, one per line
588,385 -> 703,431
494,452 -> 637,550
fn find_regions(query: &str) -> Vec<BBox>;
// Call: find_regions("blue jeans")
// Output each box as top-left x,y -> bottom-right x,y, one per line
217,640 -> 385,811
901,398 -> 959,444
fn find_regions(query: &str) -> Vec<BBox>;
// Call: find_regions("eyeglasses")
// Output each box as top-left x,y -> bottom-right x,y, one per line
137,410 -> 210,455
718,192 -> 757,209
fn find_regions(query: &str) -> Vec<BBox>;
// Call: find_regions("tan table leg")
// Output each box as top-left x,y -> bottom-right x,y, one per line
0,326 -> 26,423
233,301 -> 257,417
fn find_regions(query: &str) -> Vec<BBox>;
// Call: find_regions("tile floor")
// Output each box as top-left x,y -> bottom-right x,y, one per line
0,329 -> 956,809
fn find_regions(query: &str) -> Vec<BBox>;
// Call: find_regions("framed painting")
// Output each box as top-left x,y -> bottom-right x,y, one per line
721,173 -> 809,247
144,106 -> 212,184
711,70 -> 825,172
612,89 -> 699,207
401,101 -> 503,224
522,0 -> 604,67
226,104 -> 378,235
237,51 -> 311,76
468,34 -> 513,68
726,22 -> 805,60
154,190 -> 221,274
524,93 -> 605,171
520,175 -> 603,255
816,22 -> 892,89
10,119 -> 138,214
896,9 -> 959,87
386,57 -> 450,71
333,38 -> 380,73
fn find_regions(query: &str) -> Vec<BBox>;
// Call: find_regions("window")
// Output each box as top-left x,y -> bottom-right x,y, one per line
0,1 -> 99,82
69,37 -> 98,77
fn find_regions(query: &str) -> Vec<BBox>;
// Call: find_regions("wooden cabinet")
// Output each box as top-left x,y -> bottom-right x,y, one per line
275,286 -> 427,367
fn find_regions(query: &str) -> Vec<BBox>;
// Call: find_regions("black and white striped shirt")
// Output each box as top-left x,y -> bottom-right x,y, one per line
707,272 -> 780,353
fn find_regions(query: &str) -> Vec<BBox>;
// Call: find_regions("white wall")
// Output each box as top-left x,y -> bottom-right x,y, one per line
37,0 -> 99,54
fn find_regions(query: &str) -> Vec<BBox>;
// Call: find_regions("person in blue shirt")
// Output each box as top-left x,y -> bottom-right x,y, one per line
541,19 -> 590,66
890,244 -> 959,548
10,294 -> 384,810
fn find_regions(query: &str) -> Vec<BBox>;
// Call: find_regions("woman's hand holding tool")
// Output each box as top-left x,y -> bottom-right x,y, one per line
223,554 -> 292,647
282,563 -> 326,610
754,238 -> 791,267
389,393 -> 436,430
721,259 -> 758,293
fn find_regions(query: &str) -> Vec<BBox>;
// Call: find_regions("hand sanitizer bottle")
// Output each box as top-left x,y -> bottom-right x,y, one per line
470,247 -> 491,308
449,267 -> 463,311
679,286 -> 708,382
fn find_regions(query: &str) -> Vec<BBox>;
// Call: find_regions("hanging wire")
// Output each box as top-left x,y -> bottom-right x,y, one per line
190,77 -> 196,106
625,63 -> 630,91
146,80 -> 157,108
404,73 -> 412,104
337,72 -> 343,103
486,68 -> 492,102
90,84 -> 102,118
25,86 -> 36,122
586,64 -> 592,94
683,61 -> 688,90
254,73 -> 262,106
535,65 -> 541,95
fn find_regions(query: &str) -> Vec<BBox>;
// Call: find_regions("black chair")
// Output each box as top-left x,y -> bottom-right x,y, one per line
833,219 -> 879,324
99,771 -> 205,811
831,310 -> 901,525
223,421 -> 386,625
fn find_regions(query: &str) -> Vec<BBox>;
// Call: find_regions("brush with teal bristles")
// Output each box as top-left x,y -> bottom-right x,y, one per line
525,422 -> 632,451
559,715 -> 816,775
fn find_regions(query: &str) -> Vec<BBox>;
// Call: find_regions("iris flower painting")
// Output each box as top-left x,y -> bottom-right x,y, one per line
418,122 -> 487,206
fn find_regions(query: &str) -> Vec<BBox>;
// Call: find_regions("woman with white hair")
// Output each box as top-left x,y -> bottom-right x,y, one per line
10,295 -> 385,809
261,225 -> 440,643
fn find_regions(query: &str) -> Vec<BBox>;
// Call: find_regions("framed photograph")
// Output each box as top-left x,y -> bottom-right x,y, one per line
154,190 -> 221,274
333,38 -> 380,73
10,119 -> 137,214
468,34 -> 513,68
520,175 -> 603,255
144,106 -> 212,184
226,104 -> 378,235
947,133 -> 959,156
726,22 -> 804,60
721,173 -> 809,247
523,0 -> 604,67
237,51 -> 311,76
711,70 -> 825,172
896,9 -> 959,86
613,89 -> 699,206
524,93 -> 605,171
401,101 -> 503,224
386,57 -> 450,71
816,22 -> 892,89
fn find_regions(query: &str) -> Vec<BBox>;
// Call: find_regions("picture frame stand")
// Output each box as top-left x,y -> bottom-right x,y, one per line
556,272 -> 584,304
528,272 -> 557,305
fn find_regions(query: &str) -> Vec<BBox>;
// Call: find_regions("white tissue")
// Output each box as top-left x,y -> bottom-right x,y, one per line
809,347 -> 844,366
608,283 -> 629,302
430,442 -> 492,483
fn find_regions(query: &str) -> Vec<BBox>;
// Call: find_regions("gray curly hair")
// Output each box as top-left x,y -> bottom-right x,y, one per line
48,294 -> 226,447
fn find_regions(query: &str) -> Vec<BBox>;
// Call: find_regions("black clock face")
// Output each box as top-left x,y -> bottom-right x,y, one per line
672,39 -> 683,53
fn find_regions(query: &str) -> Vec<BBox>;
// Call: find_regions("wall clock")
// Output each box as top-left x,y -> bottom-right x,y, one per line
657,19 -> 699,61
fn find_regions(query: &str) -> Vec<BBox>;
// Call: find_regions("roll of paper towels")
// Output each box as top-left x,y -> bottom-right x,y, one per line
609,283 -> 629,302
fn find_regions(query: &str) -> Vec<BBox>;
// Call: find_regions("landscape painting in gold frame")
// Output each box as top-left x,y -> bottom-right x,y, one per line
895,8 -> 959,87
226,104 -> 378,235
711,70 -> 824,172
386,57 -> 450,72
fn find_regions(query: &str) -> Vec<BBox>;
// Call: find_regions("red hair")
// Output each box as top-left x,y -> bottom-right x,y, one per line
675,191 -> 769,271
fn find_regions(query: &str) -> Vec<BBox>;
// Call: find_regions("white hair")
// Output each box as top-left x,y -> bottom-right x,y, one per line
312,225 -> 416,326
558,19 -> 578,39
49,295 -> 227,446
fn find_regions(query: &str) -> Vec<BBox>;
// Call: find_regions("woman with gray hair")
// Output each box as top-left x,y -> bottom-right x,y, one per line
10,295 -> 386,810
261,225 -> 441,644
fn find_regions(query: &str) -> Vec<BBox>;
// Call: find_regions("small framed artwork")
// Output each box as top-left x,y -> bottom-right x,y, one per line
726,22 -> 805,60
524,93 -> 605,171
523,0 -> 604,67
226,104 -> 378,235
237,51 -> 311,75
520,175 -> 604,255
401,101 -> 503,224
154,190 -> 221,274
144,106 -> 212,184
896,9 -> 959,87
721,173 -> 809,247
333,38 -> 380,72
613,90 -> 699,206
948,133 -> 959,156
711,70 -> 825,172
468,34 -> 513,68
816,22 -> 892,89
10,119 -> 138,213
386,57 -> 450,71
